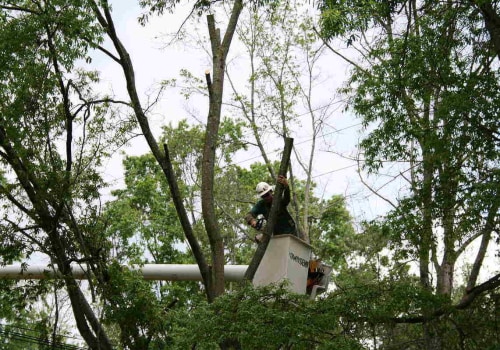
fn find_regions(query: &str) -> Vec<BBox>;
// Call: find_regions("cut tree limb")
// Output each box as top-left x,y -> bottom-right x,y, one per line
244,137 -> 294,282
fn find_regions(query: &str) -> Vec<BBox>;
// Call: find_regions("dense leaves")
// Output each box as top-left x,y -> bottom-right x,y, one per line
317,0 -> 500,348
0,1 -> 134,348
2,0 -> 499,349
169,283 -> 364,350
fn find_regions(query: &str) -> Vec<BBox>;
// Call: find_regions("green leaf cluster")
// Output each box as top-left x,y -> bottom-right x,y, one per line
100,262 -> 173,349
169,283 -> 365,349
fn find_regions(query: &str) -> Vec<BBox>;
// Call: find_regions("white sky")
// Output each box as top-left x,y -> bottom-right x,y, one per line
91,1 -> 395,228
2,4 -> 497,347
90,1 -> 497,283
2,7 -> 497,343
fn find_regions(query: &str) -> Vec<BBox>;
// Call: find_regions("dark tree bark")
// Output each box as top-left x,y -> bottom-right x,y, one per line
92,0 -> 245,301
163,144 -> 211,299
473,0 -> 500,61
202,1 -> 243,299
244,137 -> 294,282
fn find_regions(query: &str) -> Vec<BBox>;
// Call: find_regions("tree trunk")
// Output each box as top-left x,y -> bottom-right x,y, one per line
244,138 -> 294,281
163,144 -> 212,300
202,1 -> 243,299
418,141 -> 433,290
474,1 -> 500,60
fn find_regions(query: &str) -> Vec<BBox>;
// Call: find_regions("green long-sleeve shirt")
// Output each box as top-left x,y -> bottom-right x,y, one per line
247,187 -> 296,235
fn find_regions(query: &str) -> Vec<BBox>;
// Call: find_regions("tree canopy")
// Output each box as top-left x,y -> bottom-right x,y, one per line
0,0 -> 499,349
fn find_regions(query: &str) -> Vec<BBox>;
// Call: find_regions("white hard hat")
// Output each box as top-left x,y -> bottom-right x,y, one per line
256,182 -> 273,198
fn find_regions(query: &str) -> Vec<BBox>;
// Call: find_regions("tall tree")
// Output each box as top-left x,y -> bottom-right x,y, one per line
95,0 -> 246,303
0,1 -> 139,348
318,0 -> 500,347
201,1 -> 243,299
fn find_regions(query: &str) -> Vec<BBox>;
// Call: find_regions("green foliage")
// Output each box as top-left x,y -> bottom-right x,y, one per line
101,118 -> 256,343
166,273 -> 496,349
318,0 -> 500,346
323,0 -> 500,284
349,5 -> 500,262
0,280 -> 79,349
0,280 -> 28,321
318,0 -> 389,39
0,2 -> 138,348
444,293 -> 500,350
105,152 -> 188,264
236,162 -> 279,197
102,140 -> 205,315
100,262 -> 171,349
0,0 -> 132,262
312,195 -> 357,268
138,0 -> 283,24
323,267 -> 500,349
332,268 -> 443,320
169,283 -> 365,349
240,1 -> 304,134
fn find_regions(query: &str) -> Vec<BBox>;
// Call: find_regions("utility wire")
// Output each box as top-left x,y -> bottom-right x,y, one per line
231,121 -> 363,167
0,325 -> 86,350
3,324 -> 85,342
311,164 -> 358,179
103,121 -> 364,186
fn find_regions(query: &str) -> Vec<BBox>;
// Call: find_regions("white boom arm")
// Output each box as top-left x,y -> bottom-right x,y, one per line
0,264 -> 248,281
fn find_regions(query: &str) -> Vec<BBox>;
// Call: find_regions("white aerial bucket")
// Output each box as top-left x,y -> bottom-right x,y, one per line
253,234 -> 312,294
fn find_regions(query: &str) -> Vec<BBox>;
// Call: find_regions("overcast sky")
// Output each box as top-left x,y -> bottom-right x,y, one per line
89,1 -> 400,227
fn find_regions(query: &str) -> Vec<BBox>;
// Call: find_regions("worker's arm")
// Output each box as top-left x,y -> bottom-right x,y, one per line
244,212 -> 257,228
277,175 -> 290,206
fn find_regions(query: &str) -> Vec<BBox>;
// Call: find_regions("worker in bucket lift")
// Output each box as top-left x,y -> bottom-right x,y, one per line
244,175 -> 298,243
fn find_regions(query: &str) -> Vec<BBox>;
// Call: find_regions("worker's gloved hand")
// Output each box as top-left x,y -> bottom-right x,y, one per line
277,175 -> 288,187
